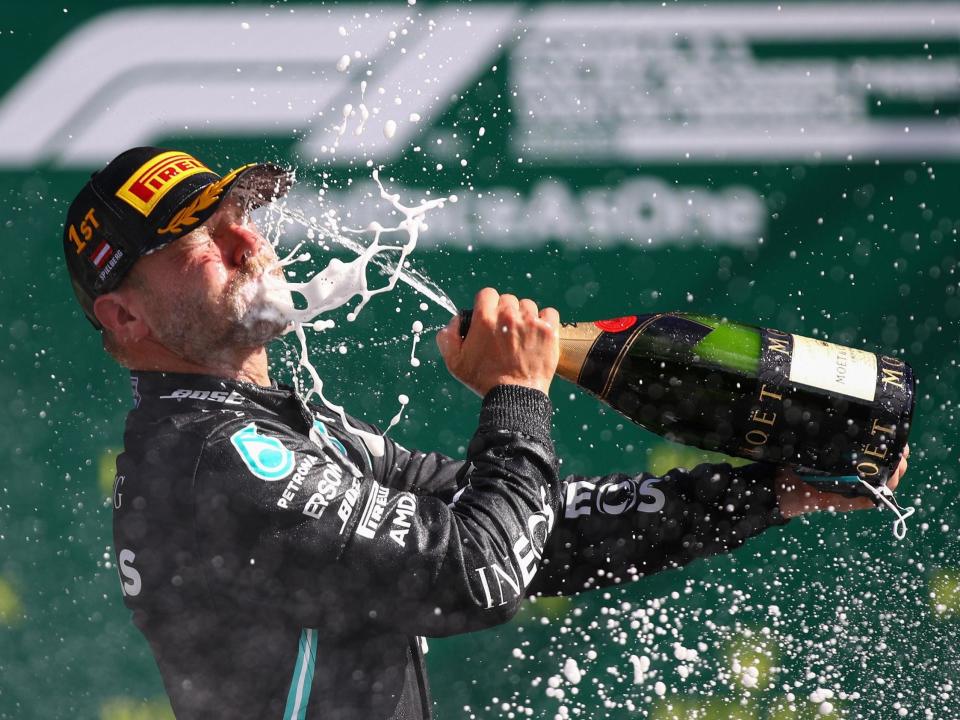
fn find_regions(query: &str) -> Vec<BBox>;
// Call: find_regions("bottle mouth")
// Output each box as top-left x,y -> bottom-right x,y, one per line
457,308 -> 473,339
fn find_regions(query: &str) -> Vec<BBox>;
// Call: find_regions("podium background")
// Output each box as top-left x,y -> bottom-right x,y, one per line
1,2 -> 958,718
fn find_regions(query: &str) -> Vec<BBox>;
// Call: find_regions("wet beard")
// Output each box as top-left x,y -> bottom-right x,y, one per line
147,260 -> 294,366
225,262 -> 295,347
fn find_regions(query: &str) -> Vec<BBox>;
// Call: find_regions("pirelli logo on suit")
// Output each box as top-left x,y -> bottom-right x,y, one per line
355,481 -> 390,540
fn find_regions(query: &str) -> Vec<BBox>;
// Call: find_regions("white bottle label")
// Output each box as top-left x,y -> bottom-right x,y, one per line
789,335 -> 877,401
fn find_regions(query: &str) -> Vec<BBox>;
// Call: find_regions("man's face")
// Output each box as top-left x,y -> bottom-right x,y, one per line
129,194 -> 294,364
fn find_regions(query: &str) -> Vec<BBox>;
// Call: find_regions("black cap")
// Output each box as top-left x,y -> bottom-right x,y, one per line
63,146 -> 294,329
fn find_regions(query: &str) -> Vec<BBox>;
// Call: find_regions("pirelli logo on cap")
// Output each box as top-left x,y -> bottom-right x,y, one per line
115,151 -> 214,216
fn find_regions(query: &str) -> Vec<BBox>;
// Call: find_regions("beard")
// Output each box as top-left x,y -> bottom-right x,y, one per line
144,255 -> 295,366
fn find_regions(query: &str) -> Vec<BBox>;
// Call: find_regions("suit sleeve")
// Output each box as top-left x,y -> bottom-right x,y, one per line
371,440 -> 789,598
194,385 -> 560,638
527,462 -> 789,597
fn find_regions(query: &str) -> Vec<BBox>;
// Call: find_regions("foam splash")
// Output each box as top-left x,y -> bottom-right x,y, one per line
248,12 -> 461,461
279,170 -> 454,324
291,322 -> 389,457
409,320 -> 424,367
383,394 -> 410,435
277,205 -> 457,316
259,171 -> 457,453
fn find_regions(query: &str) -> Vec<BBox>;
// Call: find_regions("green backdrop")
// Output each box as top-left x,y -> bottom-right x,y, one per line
1,2 -> 958,718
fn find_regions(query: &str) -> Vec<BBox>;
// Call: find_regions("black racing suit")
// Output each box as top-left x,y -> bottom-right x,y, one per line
112,371 -> 788,720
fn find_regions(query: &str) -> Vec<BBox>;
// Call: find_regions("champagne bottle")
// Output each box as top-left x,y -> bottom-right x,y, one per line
457,309 -> 915,501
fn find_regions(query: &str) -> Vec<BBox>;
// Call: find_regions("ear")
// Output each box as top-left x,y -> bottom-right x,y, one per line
93,290 -> 150,344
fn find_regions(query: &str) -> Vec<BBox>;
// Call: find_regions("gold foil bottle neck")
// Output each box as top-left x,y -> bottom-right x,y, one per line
556,322 -> 603,384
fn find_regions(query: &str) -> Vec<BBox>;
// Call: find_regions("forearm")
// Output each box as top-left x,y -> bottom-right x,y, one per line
527,462 -> 789,598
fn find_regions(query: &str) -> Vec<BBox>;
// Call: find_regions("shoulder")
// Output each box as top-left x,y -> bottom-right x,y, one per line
194,414 -> 366,543
123,391 -> 306,481
202,415 -> 311,483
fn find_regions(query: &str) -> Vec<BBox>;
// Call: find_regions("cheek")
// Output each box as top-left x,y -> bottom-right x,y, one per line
146,264 -> 225,318
181,253 -> 230,299
201,260 -> 230,290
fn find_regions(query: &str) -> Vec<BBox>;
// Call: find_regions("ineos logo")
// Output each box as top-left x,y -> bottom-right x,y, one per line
112,474 -> 125,510
118,548 -> 142,597
564,477 -> 666,518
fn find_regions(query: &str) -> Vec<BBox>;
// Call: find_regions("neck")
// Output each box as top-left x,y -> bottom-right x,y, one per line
124,341 -> 272,386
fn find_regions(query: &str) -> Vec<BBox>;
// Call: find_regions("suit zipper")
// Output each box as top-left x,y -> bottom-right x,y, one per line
410,637 -> 433,718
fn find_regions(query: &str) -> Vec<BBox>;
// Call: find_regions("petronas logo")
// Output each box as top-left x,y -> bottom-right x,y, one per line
230,423 -> 296,481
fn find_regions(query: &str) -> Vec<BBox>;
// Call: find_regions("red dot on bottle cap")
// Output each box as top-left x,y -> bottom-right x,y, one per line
595,316 -> 637,333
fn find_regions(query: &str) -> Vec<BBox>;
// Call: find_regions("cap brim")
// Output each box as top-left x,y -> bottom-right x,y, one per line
221,162 -> 295,209
142,161 -> 295,254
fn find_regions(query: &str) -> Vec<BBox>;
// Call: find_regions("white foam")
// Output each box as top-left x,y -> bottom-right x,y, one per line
410,320 -> 424,367
381,394 -> 411,437
279,172 -> 452,325
628,654 -> 649,684
354,103 -> 370,136
562,658 -> 582,685
263,172 -> 457,451
336,104 -> 353,138
279,205 -> 456,315
293,324 -> 386,458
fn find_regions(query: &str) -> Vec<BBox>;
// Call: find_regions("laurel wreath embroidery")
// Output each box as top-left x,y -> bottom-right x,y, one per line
156,164 -> 254,236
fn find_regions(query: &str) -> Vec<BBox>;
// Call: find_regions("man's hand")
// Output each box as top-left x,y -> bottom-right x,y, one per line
436,288 -> 560,397
776,444 -> 910,519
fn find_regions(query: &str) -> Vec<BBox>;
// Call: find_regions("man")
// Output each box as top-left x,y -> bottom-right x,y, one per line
63,147 -> 907,720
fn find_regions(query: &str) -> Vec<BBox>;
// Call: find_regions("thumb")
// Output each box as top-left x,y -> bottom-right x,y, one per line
435,317 -> 461,362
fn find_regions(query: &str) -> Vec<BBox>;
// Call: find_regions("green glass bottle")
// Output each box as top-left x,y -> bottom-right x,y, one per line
458,310 -> 915,499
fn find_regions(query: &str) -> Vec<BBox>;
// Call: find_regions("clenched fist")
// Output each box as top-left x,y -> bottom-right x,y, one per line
436,288 -> 560,397
776,444 -> 910,518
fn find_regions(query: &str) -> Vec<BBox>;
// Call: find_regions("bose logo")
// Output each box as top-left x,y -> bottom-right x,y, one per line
160,388 -> 243,404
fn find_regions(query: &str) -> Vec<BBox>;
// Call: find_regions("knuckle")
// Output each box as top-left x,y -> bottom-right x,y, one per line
478,313 -> 497,331
476,287 -> 498,306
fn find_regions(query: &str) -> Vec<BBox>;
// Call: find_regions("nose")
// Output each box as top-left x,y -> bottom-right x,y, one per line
223,221 -> 264,267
